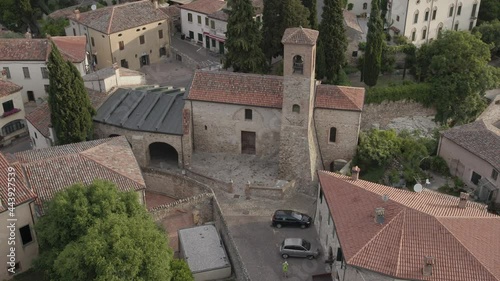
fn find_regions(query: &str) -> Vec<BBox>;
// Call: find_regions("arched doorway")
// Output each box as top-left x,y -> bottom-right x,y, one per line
149,142 -> 179,168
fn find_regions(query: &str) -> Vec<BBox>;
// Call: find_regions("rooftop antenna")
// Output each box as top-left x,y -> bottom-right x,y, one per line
91,4 -> 97,10
414,183 -> 423,193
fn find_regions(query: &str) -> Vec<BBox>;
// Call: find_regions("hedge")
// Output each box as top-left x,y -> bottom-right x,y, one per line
365,82 -> 433,105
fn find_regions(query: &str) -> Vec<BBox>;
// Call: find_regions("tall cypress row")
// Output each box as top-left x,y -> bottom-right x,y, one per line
363,0 -> 384,86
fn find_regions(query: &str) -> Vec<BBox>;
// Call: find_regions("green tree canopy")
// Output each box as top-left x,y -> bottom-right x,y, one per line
47,43 -> 95,145
301,0 -> 318,29
356,129 -> 401,166
171,259 -> 195,281
35,180 -> 174,280
478,0 -> 500,24
473,19 -> 500,57
362,0 -> 384,86
415,31 -> 500,125
224,0 -> 267,73
40,17 -> 68,37
317,0 -> 347,82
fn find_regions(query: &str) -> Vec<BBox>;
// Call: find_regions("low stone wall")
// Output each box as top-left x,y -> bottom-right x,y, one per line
213,198 -> 251,281
361,100 -> 436,131
150,193 -> 214,223
142,167 -> 211,199
185,168 -> 233,193
245,180 -> 295,200
171,46 -> 200,70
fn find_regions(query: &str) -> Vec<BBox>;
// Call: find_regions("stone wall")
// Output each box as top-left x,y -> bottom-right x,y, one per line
150,193 -> 214,222
245,180 -> 295,200
142,167 -> 211,199
170,45 -> 199,70
185,168 -> 233,193
360,100 -> 436,131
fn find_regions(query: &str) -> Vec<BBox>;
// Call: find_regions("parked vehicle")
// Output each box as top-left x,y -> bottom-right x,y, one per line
272,210 -> 312,229
280,238 -> 320,260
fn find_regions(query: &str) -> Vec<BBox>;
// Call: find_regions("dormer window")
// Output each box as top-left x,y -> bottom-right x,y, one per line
293,55 -> 303,74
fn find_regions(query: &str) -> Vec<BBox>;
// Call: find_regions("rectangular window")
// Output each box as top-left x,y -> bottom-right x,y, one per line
44,85 -> 49,93
469,21 -> 474,31
2,100 -> 14,112
20,225 -> 33,245
197,15 -> 201,24
158,29 -> 163,39
188,13 -> 192,22
422,29 -> 427,39
205,17 -> 209,26
73,28 -> 76,36
471,171 -> 482,185
91,37 -> 95,47
412,31 -> 416,41
471,3 -> 477,17
22,67 -> 30,79
119,41 -> 124,50
414,13 -> 418,24
328,213 -> 331,225
41,67 -> 49,79
457,5 -> 462,15
211,38 -> 216,47
210,20 -> 215,29
245,109 -> 252,120
120,59 -> 129,68
189,31 -> 194,39
2,67 -> 11,79
198,33 -> 203,42
329,127 -> 337,143
432,9 -> 437,20
139,35 -> 145,44
336,248 -> 343,262
454,23 -> 459,30
449,6 -> 454,17
492,169 -> 498,181
425,11 -> 429,21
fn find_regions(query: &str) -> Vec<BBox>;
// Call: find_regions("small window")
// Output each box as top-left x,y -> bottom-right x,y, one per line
457,3 -> 462,15
211,39 -> 216,47
454,22 -> 459,31
44,85 -> 49,93
292,104 -> 300,113
120,59 -> 128,68
27,91 -> 34,101
492,169 -> 498,181
118,33 -> 122,37
422,27 -> 427,39
336,248 -> 343,262
91,37 -> 95,47
3,100 -> 14,112
424,9 -> 429,21
411,30 -> 416,41
73,28 -> 76,36
93,54 -> 98,65
205,17 -> 209,26
139,35 -> 145,44
22,67 -> 30,79
119,41 -> 124,50
19,225 -> 33,245
142,27 -> 146,30
414,11 -> 419,24
396,15 -> 400,21
293,55 -> 303,74
158,29 -> 163,39
136,28 -> 140,32
198,33 -> 203,42
188,13 -> 193,22
329,127 -> 337,143
363,3 -> 367,9
471,3 -> 477,17
432,8 -> 437,20
245,109 -> 252,120
469,21 -> 474,31
449,5 -> 454,17
34,132 -> 37,139
2,67 -> 11,79
471,171 -> 481,185
437,23 -> 443,35
328,213 -> 331,225
41,67 -> 49,79
189,31 -> 194,39
197,15 -> 201,24
210,20 -> 215,29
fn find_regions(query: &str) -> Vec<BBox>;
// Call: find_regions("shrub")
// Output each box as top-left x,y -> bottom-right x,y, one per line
430,156 -> 449,176
365,82 -> 433,105
358,41 -> 367,51
393,35 -> 408,45
347,3 -> 354,10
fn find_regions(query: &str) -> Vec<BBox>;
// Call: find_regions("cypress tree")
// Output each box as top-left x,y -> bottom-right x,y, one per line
318,0 -> 347,82
224,0 -> 267,73
363,0 -> 384,86
47,43 -> 95,145
302,0 -> 318,29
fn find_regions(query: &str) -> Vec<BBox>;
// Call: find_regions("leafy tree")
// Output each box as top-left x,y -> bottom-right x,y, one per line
356,129 -> 401,166
362,0 -> 384,86
415,31 -> 499,125
478,0 -> 500,25
473,19 -> 500,57
47,43 -> 95,145
301,0 -> 318,29
224,0 -> 267,73
262,0 -> 310,64
40,17 -> 68,37
315,40 -> 326,79
171,259 -> 194,281
317,0 -> 347,82
35,181 -> 173,280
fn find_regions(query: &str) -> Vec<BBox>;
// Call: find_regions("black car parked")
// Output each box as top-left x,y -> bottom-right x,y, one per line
272,210 -> 312,229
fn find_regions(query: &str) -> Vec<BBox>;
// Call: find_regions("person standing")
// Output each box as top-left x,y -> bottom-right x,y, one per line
282,260 -> 289,278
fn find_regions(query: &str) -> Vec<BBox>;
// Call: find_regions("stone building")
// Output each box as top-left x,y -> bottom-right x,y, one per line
94,27 -> 365,194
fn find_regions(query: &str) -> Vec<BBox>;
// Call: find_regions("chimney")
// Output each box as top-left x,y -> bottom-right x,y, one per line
153,0 -> 159,9
458,192 -> 469,209
74,9 -> 80,20
351,166 -> 360,181
423,256 -> 435,276
374,207 -> 385,224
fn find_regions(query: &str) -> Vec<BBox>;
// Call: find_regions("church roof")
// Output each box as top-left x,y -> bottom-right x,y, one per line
281,27 -> 319,46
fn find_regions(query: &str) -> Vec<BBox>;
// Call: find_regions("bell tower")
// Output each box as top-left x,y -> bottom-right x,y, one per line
278,27 -> 320,193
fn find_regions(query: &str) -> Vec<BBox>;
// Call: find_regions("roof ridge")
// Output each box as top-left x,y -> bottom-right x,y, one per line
107,5 -> 116,34
395,208 -> 406,275
436,217 -> 500,280
347,208 -> 405,265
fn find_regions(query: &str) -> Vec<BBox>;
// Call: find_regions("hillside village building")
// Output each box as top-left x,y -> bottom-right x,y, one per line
66,0 -> 170,70
94,27 -> 365,194
0,36 -> 87,103
0,79 -> 26,146
315,169 -> 500,281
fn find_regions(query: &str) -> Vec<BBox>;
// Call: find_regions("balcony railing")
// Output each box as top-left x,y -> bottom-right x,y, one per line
2,108 -> 21,118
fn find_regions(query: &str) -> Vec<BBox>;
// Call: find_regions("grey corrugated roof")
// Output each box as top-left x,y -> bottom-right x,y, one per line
94,86 -> 185,135
178,225 -> 230,273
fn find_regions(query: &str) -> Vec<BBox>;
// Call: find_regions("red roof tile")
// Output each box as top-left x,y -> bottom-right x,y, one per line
318,171 -> 500,281
0,39 -> 49,61
0,79 -> 22,98
50,36 -> 87,63
14,137 -> 145,214
315,85 -> 364,111
180,0 -> 226,15
281,27 -> 319,46
0,154 -> 37,213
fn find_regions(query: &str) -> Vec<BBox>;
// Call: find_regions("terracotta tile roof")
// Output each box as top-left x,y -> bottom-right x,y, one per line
0,39 -> 49,61
315,85 -> 364,111
187,71 -> 284,108
25,89 -> 109,138
0,80 -> 22,98
209,10 -> 228,21
14,137 -> 145,214
318,171 -> 500,281
0,154 -> 37,213
69,0 -> 168,34
281,27 -> 319,45
180,0 -> 226,15
441,120 -> 500,170
161,5 -> 181,19
50,36 -> 87,63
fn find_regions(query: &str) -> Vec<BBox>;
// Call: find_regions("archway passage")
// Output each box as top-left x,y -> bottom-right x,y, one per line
149,142 -> 179,168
